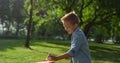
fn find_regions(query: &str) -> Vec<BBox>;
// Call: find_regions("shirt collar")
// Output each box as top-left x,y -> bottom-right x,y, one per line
72,27 -> 80,35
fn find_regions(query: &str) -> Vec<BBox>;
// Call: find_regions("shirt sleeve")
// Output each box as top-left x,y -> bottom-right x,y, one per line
67,34 -> 84,57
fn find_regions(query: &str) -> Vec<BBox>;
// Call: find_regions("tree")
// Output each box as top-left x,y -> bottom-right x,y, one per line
25,0 -> 33,48
0,0 -> 11,36
19,0 -> 120,44
12,0 -> 25,37
43,0 -> 120,43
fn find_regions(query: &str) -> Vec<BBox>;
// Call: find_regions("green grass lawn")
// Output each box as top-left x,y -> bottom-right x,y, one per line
0,39 -> 120,63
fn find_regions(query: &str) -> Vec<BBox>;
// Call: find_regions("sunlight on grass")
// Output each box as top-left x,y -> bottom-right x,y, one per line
92,60 -> 116,63
90,42 -> 120,63
0,39 -> 120,63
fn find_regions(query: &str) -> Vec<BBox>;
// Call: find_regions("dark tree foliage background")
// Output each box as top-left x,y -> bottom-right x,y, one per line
0,0 -> 120,47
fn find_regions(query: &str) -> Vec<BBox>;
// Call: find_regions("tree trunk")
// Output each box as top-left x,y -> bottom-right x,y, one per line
95,35 -> 104,43
1,19 -> 4,34
83,22 -> 94,38
25,0 -> 33,48
83,7 -> 98,38
15,23 -> 20,37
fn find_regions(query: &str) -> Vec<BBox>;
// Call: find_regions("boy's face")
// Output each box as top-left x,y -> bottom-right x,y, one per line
62,21 -> 77,34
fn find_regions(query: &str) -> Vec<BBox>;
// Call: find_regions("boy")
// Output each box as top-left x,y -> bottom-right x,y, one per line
47,12 -> 91,63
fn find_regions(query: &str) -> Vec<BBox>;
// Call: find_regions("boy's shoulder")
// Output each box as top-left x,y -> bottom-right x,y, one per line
72,27 -> 82,37
73,27 -> 82,34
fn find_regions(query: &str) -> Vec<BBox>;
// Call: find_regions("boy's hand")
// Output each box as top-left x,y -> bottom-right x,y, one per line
35,60 -> 55,63
47,55 -> 57,61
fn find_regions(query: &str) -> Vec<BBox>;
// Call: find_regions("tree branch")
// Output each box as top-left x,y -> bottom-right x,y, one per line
95,12 -> 116,25
84,0 -> 93,9
68,0 -> 76,10
79,0 -> 84,26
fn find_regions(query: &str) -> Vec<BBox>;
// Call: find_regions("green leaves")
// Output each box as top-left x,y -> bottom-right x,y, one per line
0,0 -> 119,42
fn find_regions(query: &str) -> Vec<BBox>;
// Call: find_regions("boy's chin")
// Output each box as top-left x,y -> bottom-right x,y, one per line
68,32 -> 72,35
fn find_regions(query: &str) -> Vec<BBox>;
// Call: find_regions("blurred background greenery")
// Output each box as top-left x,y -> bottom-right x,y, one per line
0,0 -> 120,63
0,0 -> 120,43
0,0 -> 120,45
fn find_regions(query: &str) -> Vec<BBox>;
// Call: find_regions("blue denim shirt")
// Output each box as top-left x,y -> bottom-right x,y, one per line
67,27 -> 91,63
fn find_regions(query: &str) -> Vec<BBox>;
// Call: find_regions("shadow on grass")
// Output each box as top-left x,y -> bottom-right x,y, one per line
0,39 -> 69,52
31,40 -> 70,53
32,40 -> 70,46
90,43 -> 120,63
0,39 -> 24,51
1,39 -> 120,63
32,40 -> 120,63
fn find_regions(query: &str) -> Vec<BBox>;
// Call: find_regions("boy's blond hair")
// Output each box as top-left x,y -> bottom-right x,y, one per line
61,11 -> 79,24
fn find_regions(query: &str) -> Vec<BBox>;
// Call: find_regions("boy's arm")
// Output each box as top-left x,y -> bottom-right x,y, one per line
47,53 -> 71,61
55,53 -> 71,61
